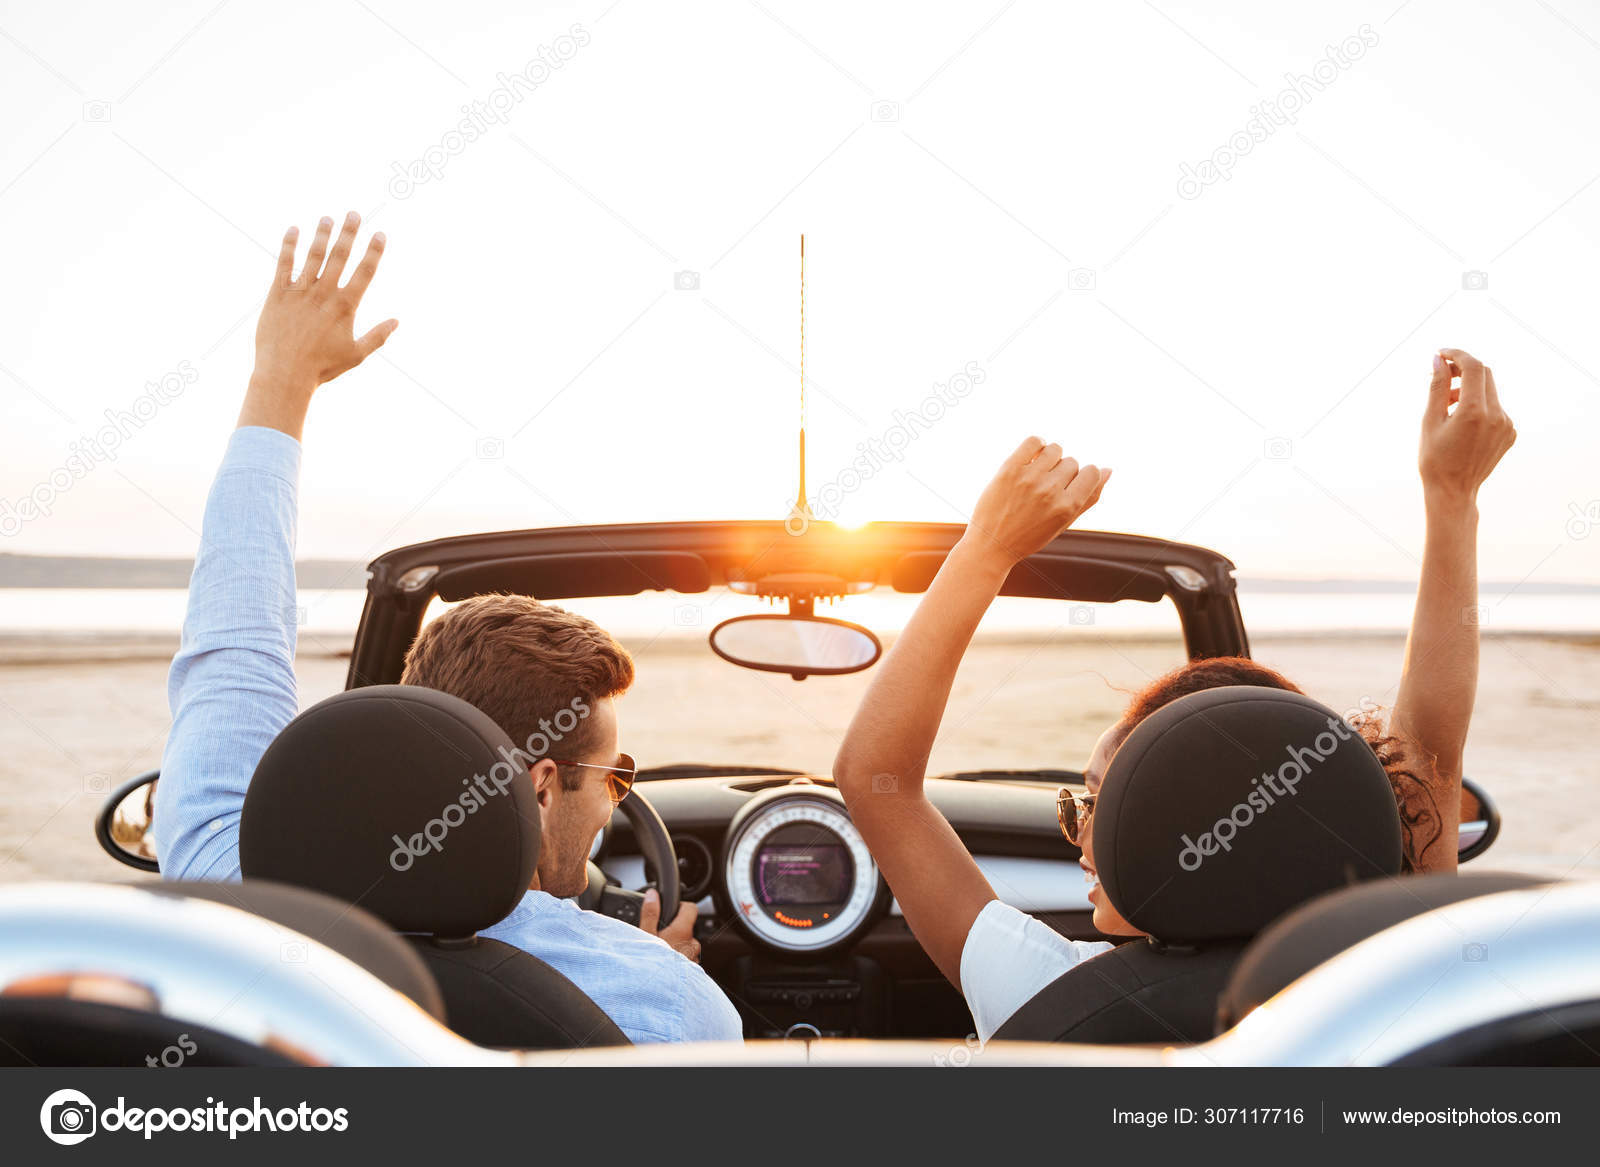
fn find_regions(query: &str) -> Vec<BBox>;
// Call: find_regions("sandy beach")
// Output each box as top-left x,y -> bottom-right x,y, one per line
2,631 -> 1597,884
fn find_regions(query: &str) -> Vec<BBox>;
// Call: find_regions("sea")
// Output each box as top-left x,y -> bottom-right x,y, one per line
0,584 -> 1593,641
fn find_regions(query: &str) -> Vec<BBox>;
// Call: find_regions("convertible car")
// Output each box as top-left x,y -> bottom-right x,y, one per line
6,518 -> 1591,1069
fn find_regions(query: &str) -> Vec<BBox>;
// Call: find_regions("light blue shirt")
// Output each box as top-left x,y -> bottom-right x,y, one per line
154,425 -> 743,1046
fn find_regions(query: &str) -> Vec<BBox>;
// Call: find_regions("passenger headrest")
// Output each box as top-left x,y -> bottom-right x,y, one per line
1216,871 -> 1551,1030
1095,686 -> 1402,943
240,686 -> 539,938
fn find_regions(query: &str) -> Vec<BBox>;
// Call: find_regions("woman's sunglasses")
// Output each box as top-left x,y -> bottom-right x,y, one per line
1056,786 -> 1096,846
549,752 -> 638,805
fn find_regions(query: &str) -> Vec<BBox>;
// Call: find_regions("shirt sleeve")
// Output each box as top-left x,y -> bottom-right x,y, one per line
152,426 -> 303,882
959,899 -> 1114,1045
673,945 -> 745,1043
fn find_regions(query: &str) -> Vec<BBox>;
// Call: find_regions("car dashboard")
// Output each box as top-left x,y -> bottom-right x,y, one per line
595,772 -> 1101,1040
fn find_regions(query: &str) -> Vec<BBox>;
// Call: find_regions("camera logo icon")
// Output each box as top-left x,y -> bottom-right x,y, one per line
870,773 -> 899,794
1068,605 -> 1095,627
1068,268 -> 1097,292
673,270 -> 700,291
475,436 -> 504,461
280,940 -> 309,963
40,1088 -> 97,1145
1263,436 -> 1293,461
82,101 -> 112,123
1461,604 -> 1489,627
1462,941 -> 1489,962
672,604 -> 701,627
1461,270 -> 1489,291
83,772 -> 110,794
870,100 -> 901,122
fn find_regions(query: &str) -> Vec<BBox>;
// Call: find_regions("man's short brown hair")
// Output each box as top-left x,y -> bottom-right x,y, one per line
401,594 -> 634,787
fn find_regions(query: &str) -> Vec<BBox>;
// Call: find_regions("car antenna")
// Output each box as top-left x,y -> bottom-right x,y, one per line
787,233 -> 812,532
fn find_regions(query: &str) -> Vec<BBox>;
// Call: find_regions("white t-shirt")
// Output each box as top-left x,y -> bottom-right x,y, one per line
959,899 -> 1114,1044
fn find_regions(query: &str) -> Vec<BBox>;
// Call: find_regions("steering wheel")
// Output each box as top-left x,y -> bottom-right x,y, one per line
578,785 -> 681,932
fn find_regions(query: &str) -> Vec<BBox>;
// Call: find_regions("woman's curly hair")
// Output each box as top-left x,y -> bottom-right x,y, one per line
1113,656 -> 1443,872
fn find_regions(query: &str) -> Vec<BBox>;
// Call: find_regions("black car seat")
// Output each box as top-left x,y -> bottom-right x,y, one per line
240,685 -> 629,1050
1215,870 -> 1552,1031
151,877 -> 447,1016
995,686 -> 1404,1044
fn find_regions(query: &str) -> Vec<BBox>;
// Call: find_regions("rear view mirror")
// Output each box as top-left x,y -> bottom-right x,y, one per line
709,614 -> 882,680
1458,775 -> 1500,864
94,771 -> 160,872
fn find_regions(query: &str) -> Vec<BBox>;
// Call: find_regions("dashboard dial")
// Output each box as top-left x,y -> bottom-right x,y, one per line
721,788 -> 887,954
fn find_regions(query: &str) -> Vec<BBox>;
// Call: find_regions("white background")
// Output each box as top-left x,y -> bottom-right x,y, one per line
1,0 -> 1597,589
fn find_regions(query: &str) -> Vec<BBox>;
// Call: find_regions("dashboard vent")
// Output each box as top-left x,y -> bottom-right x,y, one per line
674,836 -> 715,901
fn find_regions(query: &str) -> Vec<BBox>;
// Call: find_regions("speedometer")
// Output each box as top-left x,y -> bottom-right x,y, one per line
720,786 -> 888,955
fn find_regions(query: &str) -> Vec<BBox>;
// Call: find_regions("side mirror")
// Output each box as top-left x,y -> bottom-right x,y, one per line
1458,775 -> 1500,864
94,771 -> 161,872
709,614 -> 882,680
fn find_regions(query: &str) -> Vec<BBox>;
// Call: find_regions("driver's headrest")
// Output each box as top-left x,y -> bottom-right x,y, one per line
1096,686 -> 1402,944
240,685 -> 540,938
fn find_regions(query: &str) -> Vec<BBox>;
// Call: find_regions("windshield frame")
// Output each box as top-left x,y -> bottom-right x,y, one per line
345,519 -> 1248,690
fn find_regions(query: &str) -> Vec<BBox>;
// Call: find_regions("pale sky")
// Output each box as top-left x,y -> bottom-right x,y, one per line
2,0 -> 1597,590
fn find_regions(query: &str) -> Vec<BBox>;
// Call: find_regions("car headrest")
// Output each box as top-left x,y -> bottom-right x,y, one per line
1216,870 -> 1552,1031
240,686 -> 540,938
1096,686 -> 1403,943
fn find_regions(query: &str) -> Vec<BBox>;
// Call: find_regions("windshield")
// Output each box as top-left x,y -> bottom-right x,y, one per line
420,589 -> 1188,778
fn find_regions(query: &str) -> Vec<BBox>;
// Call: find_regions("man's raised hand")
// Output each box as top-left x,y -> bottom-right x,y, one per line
241,212 -> 398,439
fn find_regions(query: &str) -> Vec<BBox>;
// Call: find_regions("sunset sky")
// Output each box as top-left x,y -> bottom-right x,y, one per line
2,0 -> 1597,593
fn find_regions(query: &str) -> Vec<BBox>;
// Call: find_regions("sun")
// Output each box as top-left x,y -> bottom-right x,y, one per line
828,501 -> 873,531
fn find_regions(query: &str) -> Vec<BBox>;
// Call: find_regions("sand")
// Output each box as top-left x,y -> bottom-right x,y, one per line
1,631 -> 1596,884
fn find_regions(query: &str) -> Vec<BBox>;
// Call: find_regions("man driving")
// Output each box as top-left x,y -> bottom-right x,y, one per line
154,213 -> 742,1045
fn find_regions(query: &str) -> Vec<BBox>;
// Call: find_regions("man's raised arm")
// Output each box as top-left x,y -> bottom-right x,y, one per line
153,213 -> 397,880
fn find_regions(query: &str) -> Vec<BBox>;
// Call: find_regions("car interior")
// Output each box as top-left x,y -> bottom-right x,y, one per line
56,517 -> 1566,1066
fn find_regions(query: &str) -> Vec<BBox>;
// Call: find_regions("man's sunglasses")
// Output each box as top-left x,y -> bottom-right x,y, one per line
548,752 -> 638,805
1056,786 -> 1096,846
